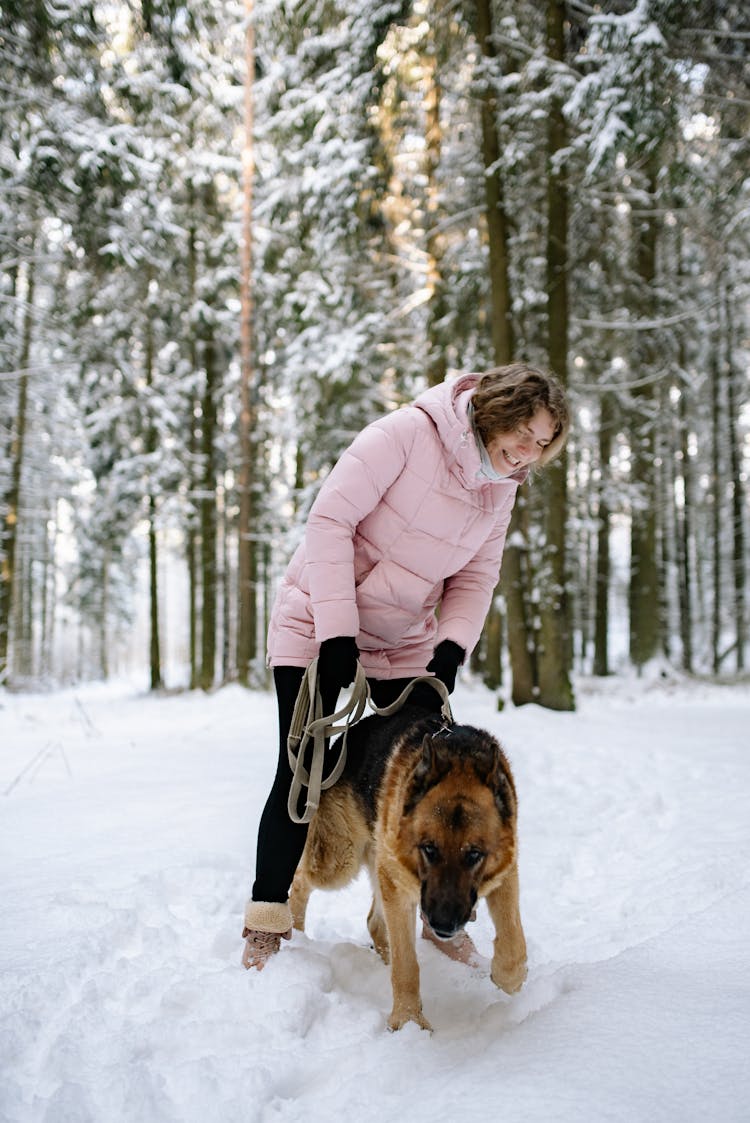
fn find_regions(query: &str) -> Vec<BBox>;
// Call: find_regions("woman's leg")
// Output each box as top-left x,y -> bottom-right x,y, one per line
251,667 -> 308,905
243,666 -> 339,968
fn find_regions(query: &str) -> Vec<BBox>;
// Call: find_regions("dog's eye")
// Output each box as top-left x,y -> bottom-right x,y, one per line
419,842 -> 440,864
464,848 -> 485,868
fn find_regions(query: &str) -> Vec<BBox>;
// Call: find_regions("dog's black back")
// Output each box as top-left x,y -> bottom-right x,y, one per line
335,706 -> 443,824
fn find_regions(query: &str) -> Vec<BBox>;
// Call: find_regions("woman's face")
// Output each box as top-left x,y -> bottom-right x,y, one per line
485,407 -> 556,475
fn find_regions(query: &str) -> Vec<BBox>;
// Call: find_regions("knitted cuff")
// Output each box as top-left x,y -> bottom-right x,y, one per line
243,899 -> 293,934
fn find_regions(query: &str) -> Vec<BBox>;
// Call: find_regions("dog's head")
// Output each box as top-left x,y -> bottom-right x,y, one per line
399,725 -> 517,940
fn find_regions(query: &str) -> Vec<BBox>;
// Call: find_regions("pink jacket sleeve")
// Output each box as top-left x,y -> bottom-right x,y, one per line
436,504 -> 513,655
304,410 -> 417,643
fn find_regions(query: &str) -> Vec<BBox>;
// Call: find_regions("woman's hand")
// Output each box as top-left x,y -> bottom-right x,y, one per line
409,639 -> 466,711
426,639 -> 465,693
317,636 -> 359,699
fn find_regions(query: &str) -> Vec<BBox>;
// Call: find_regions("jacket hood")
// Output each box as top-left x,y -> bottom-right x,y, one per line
412,373 -> 528,491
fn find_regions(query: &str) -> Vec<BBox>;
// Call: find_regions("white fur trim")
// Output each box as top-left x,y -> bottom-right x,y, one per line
243,900 -> 293,934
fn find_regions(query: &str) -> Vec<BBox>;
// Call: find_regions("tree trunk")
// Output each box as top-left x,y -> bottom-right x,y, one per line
145,283 -> 162,691
724,290 -> 746,671
14,544 -> 33,679
628,433 -> 660,670
474,0 -> 530,698
0,253 -> 35,682
574,449 -> 594,671
482,593 -> 503,690
593,392 -> 612,676
474,0 -> 514,363
187,209 -> 200,690
675,380 -> 693,672
656,402 -> 672,663
263,537 -> 272,688
221,482 -> 232,683
40,506 -> 55,679
504,501 -> 537,705
101,550 -> 110,680
187,518 -> 199,689
709,341 -> 722,675
148,505 -> 161,689
200,326 -> 218,691
628,163 -> 660,671
537,0 -> 574,711
536,458 -> 574,709
237,0 -> 258,686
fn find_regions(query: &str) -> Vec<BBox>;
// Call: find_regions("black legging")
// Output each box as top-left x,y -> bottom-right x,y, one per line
251,668 -> 419,904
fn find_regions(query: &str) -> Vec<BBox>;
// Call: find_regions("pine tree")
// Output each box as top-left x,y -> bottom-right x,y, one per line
253,0 -> 410,580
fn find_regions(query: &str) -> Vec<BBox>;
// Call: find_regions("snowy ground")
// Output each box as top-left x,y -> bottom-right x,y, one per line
1,671 -> 749,1123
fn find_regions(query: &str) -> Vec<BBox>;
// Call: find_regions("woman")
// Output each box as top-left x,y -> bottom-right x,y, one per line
243,363 -> 569,969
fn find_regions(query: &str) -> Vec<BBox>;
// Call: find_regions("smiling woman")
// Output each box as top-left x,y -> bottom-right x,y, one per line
242,363 -> 570,972
470,364 -> 568,472
485,412 -> 555,475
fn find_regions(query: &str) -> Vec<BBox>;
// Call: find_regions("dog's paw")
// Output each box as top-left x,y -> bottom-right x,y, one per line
387,1004 -> 433,1032
490,954 -> 527,994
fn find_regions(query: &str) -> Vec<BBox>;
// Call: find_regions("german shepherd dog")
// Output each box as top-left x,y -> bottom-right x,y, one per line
290,704 -> 527,1031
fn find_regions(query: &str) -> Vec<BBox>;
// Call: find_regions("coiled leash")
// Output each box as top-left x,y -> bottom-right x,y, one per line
286,659 -> 368,825
286,661 -> 453,825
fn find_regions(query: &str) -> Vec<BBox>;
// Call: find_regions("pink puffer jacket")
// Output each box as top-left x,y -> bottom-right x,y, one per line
267,374 -> 527,678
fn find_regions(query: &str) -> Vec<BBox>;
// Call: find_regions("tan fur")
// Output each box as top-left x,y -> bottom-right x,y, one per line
290,722 -> 527,1031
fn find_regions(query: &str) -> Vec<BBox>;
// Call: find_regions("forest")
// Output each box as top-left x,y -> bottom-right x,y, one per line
1,0 -> 748,709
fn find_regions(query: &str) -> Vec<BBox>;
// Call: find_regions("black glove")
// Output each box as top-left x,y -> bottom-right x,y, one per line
408,640 -> 466,712
317,636 -> 359,700
426,639 -> 465,694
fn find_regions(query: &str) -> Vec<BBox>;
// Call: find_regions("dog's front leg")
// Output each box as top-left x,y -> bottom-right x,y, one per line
486,861 -> 527,994
378,862 -> 431,1032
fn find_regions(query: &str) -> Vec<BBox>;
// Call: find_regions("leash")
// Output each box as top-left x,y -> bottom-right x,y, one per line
286,662 -> 453,825
286,659 -> 369,824
367,675 -> 453,723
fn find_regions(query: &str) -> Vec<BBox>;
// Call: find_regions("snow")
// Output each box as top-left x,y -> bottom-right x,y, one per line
2,674 -> 749,1123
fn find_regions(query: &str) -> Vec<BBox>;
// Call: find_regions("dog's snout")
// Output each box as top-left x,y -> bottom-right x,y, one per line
430,923 -> 461,940
422,909 -> 465,940
421,886 -> 474,940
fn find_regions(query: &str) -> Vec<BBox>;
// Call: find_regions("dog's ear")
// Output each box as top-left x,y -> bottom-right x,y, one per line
412,733 -> 439,790
489,748 -> 515,825
404,735 -> 449,814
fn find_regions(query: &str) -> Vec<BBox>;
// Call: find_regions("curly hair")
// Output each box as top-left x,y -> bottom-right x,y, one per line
471,363 -> 569,466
